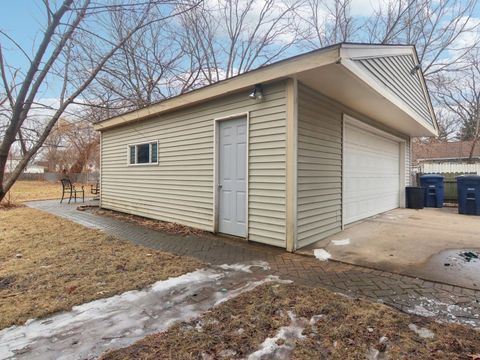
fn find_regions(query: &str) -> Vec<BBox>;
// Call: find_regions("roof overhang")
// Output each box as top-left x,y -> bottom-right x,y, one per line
94,43 -> 438,137
93,45 -> 341,131
340,44 -> 438,136
417,157 -> 480,161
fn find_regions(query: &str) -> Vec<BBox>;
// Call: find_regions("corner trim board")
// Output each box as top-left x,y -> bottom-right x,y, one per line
286,78 -> 298,252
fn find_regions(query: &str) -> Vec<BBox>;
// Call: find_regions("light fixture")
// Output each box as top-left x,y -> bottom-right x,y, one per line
410,64 -> 422,75
249,84 -> 264,101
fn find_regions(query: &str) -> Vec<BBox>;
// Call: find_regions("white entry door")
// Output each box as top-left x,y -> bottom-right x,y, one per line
218,117 -> 247,237
344,121 -> 401,225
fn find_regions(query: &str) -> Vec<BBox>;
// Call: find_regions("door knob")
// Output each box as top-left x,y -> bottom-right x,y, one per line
218,184 -> 223,189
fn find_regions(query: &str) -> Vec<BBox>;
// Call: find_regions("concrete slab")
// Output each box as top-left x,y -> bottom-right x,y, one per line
298,208 -> 480,290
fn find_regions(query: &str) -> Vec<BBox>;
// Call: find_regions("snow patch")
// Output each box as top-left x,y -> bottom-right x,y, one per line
214,275 -> 291,306
0,262 -> 280,360
218,349 -> 237,358
246,312 -> 328,360
313,249 -> 331,261
331,239 -> 350,246
385,215 -> 398,220
309,315 -> 323,325
366,348 -> 380,360
366,347 -> 388,360
247,312 -> 307,360
366,336 -> 389,360
407,305 -> 437,317
404,295 -> 479,326
408,323 -> 435,339
217,260 -> 270,273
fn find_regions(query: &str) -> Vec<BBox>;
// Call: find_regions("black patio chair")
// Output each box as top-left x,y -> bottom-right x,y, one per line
90,181 -> 100,200
60,178 -> 84,204
90,181 -> 100,195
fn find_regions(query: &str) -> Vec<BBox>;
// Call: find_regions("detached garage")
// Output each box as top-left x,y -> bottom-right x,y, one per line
94,43 -> 438,252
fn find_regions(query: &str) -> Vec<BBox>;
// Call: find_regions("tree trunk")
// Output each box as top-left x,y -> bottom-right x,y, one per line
468,137 -> 479,163
0,151 -> 36,202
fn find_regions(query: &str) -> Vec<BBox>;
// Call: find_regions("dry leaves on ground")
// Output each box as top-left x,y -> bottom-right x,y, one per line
85,207 -> 209,237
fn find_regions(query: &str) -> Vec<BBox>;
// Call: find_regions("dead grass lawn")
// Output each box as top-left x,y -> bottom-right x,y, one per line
102,284 -> 480,360
0,207 -> 203,329
3,180 -> 62,203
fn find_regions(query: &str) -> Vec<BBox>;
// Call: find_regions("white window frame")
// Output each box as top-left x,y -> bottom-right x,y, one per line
127,140 -> 159,166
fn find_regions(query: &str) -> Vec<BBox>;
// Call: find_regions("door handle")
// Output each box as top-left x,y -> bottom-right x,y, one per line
218,184 -> 223,189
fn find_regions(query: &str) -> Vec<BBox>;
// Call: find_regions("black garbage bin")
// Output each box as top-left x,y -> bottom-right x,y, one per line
405,186 -> 425,209
419,174 -> 444,208
457,175 -> 480,215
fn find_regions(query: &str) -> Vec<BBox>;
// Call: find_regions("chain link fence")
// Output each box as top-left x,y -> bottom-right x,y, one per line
17,172 -> 99,183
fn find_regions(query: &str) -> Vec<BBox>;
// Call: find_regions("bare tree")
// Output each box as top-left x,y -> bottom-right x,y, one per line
43,117 -> 99,173
84,6 -> 189,113
82,0 -> 303,113
364,0 -> 480,77
177,0 -> 302,84
435,50 -> 480,161
295,0 -> 479,80
0,0 -> 199,201
294,0 -> 356,49
434,108 -> 460,142
299,0 -> 479,143
42,119 -> 70,172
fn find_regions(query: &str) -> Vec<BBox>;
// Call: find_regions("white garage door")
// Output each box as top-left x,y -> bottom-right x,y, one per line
344,121 -> 401,225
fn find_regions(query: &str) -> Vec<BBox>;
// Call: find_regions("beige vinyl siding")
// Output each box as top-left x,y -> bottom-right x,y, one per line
295,82 -> 411,248
101,81 -> 287,247
296,83 -> 343,249
354,55 -> 433,127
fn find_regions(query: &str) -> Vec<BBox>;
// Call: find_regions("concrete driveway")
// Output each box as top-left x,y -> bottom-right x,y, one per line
299,207 -> 480,290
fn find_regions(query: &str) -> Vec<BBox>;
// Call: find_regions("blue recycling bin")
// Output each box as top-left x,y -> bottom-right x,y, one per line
419,174 -> 444,208
457,175 -> 480,215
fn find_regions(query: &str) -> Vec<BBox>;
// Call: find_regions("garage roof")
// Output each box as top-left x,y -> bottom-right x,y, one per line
94,43 -> 438,136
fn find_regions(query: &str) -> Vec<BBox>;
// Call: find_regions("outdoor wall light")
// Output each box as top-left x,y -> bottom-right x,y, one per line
410,64 -> 422,75
249,84 -> 264,100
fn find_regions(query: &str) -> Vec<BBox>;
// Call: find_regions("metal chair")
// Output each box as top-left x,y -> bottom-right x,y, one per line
90,181 -> 100,195
60,178 -> 84,204
90,181 -> 100,200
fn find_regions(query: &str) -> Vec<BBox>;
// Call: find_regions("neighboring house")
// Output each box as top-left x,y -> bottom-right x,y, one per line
5,159 -> 46,174
94,43 -> 438,252
413,141 -> 480,174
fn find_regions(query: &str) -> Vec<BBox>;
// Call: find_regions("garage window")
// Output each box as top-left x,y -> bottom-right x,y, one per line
128,142 -> 158,165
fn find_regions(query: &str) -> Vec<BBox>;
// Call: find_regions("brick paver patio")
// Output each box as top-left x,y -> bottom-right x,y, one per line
27,199 -> 480,328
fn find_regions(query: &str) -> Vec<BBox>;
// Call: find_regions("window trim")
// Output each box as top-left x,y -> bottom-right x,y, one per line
126,140 -> 159,166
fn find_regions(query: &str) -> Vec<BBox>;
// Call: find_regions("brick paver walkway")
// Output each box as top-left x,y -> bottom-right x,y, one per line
27,200 -> 480,328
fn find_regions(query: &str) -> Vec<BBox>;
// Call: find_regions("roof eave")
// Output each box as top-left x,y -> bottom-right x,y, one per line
339,45 -> 438,137
93,45 -> 341,131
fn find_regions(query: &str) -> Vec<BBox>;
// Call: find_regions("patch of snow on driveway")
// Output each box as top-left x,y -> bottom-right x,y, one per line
331,239 -> 350,246
314,249 -> 331,261
0,262 -> 282,360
